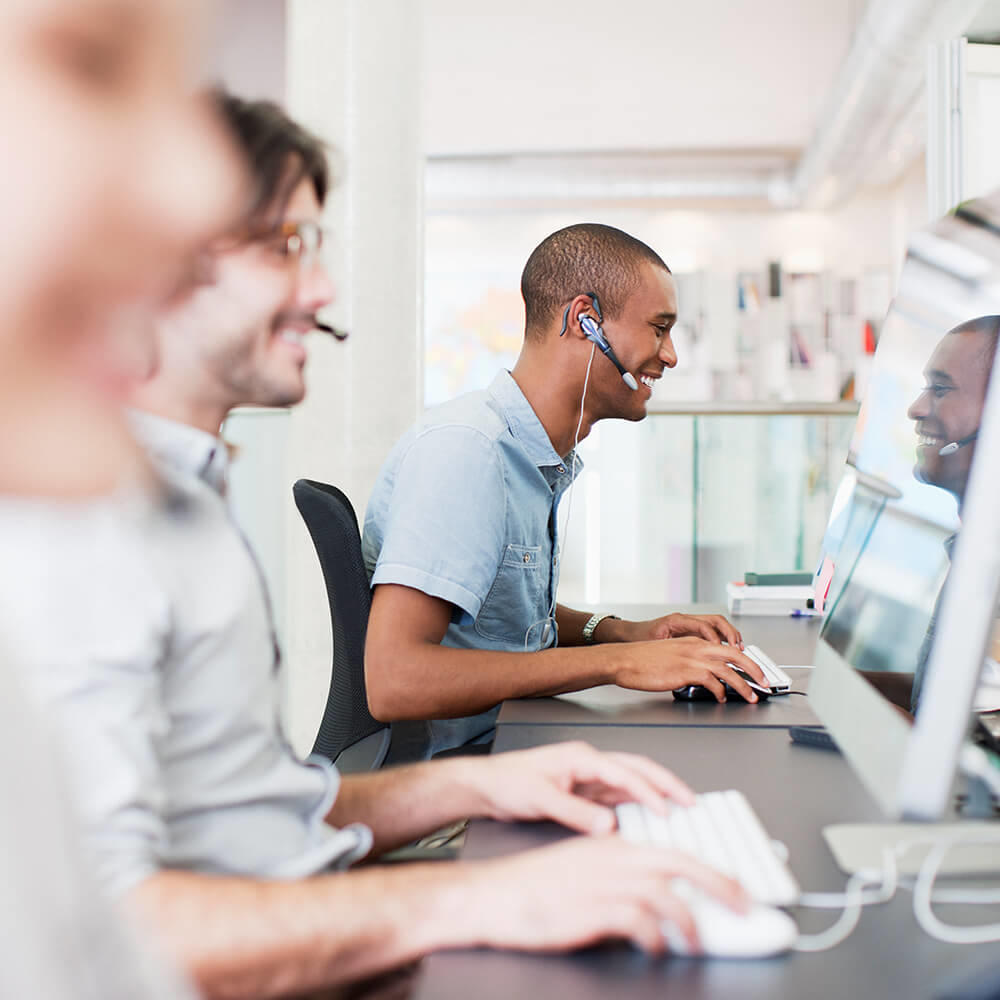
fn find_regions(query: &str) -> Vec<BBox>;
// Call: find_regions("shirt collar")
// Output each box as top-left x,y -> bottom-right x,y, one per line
128,410 -> 230,495
487,370 -> 581,473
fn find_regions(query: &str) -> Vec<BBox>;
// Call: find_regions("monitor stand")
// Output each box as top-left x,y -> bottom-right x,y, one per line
824,821 -> 1000,876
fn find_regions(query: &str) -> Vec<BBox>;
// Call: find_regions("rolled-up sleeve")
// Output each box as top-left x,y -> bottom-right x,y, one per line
0,501 -> 172,896
370,425 -> 507,620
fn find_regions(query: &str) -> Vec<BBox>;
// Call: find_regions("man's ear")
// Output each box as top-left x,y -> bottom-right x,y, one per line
560,293 -> 599,340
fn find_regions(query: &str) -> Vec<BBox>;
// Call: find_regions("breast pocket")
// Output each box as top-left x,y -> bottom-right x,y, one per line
475,543 -> 547,646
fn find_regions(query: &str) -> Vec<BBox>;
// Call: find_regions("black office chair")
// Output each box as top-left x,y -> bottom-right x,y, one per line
292,478 -> 430,772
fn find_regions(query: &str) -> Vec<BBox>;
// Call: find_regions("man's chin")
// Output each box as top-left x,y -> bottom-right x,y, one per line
250,377 -> 306,410
913,459 -> 948,491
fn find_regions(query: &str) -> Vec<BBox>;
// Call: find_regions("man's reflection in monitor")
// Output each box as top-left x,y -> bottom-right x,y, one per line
908,316 -> 999,505
907,316 -> 999,709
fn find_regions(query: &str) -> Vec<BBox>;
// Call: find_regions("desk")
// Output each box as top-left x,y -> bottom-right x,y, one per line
498,613 -> 824,728
498,668 -> 820,727
414,725 -> 1000,1000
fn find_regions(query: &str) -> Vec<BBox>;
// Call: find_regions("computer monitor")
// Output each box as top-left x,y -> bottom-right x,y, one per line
809,191 -> 1000,842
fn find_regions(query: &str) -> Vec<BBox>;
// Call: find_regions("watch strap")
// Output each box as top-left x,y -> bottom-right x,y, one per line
582,613 -> 620,644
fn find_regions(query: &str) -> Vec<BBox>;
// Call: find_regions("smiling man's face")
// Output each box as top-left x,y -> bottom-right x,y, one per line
907,327 -> 996,501
164,173 -> 336,412
587,262 -> 679,423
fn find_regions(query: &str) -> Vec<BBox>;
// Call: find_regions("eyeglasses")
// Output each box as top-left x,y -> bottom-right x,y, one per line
249,220 -> 328,264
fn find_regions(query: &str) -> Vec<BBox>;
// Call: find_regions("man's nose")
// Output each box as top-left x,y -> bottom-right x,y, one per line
659,334 -> 678,369
296,254 -> 336,314
908,388 -> 931,421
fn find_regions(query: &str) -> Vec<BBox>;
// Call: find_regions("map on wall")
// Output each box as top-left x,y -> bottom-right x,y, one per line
424,275 -> 523,407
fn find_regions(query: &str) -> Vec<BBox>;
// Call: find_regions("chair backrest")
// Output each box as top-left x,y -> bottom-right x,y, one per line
292,479 -> 390,771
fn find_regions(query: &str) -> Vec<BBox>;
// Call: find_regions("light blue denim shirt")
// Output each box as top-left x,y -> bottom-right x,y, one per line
363,370 -> 582,755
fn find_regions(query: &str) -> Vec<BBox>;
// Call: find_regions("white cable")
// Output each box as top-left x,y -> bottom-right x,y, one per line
522,343 -> 597,651
913,834 -> 1000,944
798,862 -> 899,909
928,886 -> 1000,904
793,870 -> 878,952
793,849 -> 899,952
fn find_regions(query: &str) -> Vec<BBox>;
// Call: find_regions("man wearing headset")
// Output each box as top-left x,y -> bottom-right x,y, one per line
363,224 -> 767,758
2,103 -> 750,997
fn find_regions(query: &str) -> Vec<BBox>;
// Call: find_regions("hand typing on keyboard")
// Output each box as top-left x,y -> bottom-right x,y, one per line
611,636 -> 769,703
617,794 -> 800,906
473,741 -> 696,835
616,794 -> 800,957
466,834 -> 750,955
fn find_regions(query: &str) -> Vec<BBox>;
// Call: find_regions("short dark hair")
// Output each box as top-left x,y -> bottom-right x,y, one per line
215,91 -> 330,228
949,315 -> 1000,372
520,223 -> 671,336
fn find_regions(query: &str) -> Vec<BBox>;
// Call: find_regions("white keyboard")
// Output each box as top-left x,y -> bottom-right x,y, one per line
616,791 -> 800,906
744,644 -> 792,694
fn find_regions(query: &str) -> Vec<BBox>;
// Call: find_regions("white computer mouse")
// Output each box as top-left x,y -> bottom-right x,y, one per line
663,882 -> 798,959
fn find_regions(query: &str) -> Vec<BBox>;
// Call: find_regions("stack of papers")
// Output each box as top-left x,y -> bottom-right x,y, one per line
726,582 -> 819,616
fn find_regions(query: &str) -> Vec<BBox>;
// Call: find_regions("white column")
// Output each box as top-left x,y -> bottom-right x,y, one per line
926,38 -> 967,219
282,0 -> 423,753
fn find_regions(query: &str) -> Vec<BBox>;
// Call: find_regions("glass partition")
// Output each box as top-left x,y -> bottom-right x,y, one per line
556,404 -> 858,607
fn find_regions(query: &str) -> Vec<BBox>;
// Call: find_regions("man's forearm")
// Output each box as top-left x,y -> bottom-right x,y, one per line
128,864 -> 487,1000
367,640 -> 619,721
328,757 -> 490,853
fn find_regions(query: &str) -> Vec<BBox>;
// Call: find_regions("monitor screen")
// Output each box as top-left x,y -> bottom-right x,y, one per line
810,190 -> 1000,821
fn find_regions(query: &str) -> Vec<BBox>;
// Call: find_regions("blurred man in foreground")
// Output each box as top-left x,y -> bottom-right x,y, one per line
0,0 -> 243,996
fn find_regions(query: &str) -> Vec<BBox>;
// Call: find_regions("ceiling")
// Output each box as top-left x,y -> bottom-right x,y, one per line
420,0 -> 1000,163
969,0 -> 1000,39
420,0 -> 863,157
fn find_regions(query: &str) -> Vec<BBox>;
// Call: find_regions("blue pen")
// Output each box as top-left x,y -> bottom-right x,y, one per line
790,609 -> 821,618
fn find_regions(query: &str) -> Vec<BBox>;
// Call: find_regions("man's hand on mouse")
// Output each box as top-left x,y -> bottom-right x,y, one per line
460,836 -> 748,955
612,637 -> 768,703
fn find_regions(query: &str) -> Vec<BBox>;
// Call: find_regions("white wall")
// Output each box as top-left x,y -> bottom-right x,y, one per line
212,0 -> 286,102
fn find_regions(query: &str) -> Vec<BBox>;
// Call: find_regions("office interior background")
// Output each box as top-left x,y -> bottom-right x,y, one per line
214,0 -> 1000,753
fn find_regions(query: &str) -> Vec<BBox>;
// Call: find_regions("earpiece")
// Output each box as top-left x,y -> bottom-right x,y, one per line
559,294 -> 639,391
315,320 -> 349,341
938,430 -> 979,456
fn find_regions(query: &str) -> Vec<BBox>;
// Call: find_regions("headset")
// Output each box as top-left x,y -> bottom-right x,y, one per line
559,292 -> 639,391
939,430 -> 979,456
525,293 -> 639,651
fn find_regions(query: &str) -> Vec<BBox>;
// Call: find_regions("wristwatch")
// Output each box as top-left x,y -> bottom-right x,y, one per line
582,613 -> 620,645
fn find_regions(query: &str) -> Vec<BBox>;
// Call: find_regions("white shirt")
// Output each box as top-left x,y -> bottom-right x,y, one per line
0,411 -> 370,896
0,653 -> 196,999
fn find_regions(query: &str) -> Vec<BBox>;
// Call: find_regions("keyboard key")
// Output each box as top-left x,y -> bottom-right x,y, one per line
615,791 -> 800,906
